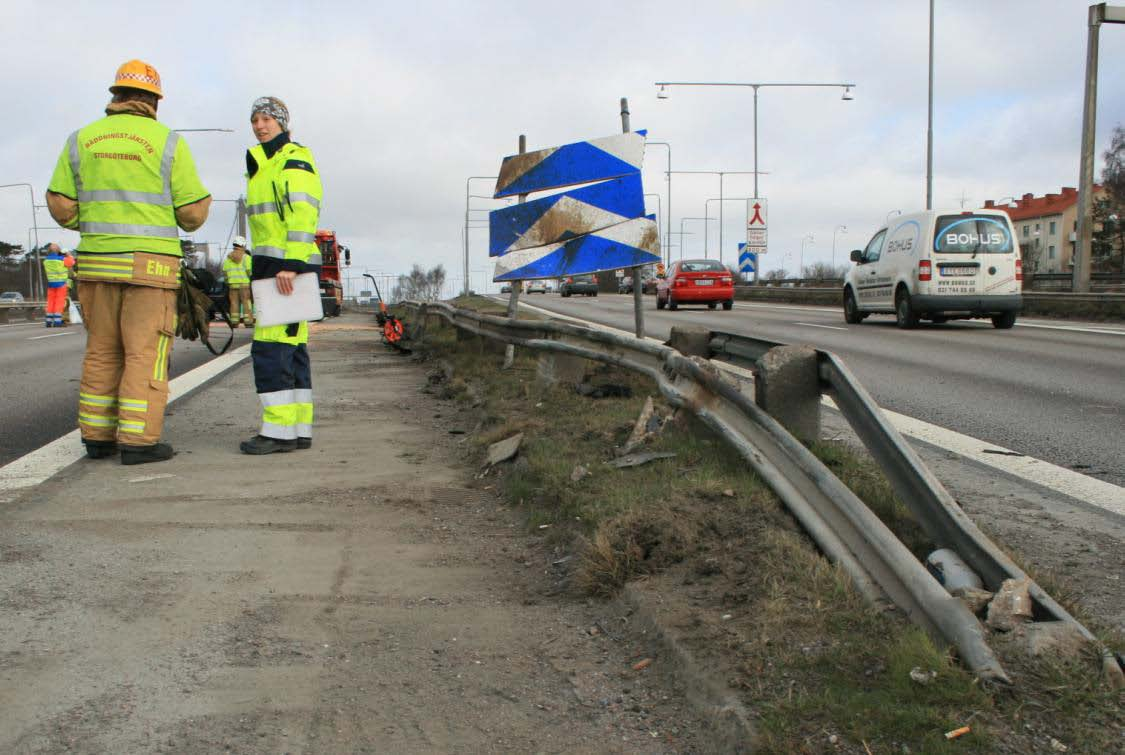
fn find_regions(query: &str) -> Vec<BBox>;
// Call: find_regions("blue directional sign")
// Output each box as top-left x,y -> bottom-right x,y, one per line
494,215 -> 660,281
489,173 -> 644,257
493,131 -> 647,199
738,242 -> 757,273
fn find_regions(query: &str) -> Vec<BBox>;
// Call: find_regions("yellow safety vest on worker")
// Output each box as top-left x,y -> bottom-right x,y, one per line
222,253 -> 252,287
47,113 -> 209,289
245,140 -> 322,274
43,254 -> 69,286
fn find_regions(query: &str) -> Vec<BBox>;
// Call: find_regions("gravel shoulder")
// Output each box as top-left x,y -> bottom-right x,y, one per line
0,316 -> 707,753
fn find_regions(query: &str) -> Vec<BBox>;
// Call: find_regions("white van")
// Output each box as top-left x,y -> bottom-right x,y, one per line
843,209 -> 1022,329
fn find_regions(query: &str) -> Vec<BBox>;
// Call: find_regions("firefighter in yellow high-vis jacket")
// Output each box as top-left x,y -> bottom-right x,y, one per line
223,236 -> 253,326
239,96 -> 322,455
46,59 -> 211,465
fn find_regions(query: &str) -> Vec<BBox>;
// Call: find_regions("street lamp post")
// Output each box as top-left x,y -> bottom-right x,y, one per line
705,197 -> 752,261
799,233 -> 814,279
832,225 -> 847,270
2,183 -> 41,294
679,217 -> 715,259
464,176 -> 498,297
644,193 -> 662,252
668,170 -> 762,267
656,81 -> 855,203
647,142 -> 672,266
886,209 -> 902,225
667,230 -> 694,260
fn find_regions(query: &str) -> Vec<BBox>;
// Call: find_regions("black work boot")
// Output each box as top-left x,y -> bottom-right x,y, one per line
240,435 -> 297,455
83,439 -> 118,459
121,442 -> 175,465
296,437 -> 312,450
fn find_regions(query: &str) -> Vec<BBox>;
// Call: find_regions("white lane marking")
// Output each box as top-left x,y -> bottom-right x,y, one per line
0,343 -> 252,495
1015,322 -> 1125,337
732,301 -> 1125,337
1,322 -> 41,329
510,297 -> 1125,517
28,331 -> 75,340
795,322 -> 847,331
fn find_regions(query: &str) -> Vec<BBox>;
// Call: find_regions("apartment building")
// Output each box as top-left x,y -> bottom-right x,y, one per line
982,186 -> 1105,273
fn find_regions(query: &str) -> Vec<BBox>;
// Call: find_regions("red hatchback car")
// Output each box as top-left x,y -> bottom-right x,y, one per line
656,259 -> 734,311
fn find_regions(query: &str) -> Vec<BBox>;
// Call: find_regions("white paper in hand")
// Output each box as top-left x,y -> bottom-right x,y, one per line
251,272 -> 324,327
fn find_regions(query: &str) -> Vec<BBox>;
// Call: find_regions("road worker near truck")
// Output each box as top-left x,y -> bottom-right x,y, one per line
41,243 -> 73,327
240,96 -> 322,455
222,236 -> 253,326
46,59 -> 211,465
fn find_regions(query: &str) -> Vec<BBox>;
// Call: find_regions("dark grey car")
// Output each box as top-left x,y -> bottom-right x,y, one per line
559,274 -> 598,297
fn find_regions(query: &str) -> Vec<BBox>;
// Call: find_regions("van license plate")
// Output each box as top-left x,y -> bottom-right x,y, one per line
695,279 -> 714,286
941,267 -> 977,276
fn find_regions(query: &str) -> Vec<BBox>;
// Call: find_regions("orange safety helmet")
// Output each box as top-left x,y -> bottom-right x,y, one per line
109,59 -> 163,99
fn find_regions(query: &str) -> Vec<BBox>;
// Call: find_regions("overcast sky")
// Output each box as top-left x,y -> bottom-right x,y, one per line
2,0 -> 1123,293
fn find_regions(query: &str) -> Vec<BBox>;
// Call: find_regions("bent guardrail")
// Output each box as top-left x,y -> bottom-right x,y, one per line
710,330 -> 1123,684
402,302 -> 1035,682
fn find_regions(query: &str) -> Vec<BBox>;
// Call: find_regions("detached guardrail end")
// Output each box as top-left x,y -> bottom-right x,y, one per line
756,344 -> 821,443
668,326 -> 712,358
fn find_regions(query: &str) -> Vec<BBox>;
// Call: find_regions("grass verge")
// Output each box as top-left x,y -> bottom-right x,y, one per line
411,297 -> 1124,753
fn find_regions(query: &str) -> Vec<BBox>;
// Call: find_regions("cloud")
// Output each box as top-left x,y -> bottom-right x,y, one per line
2,0 -> 1122,286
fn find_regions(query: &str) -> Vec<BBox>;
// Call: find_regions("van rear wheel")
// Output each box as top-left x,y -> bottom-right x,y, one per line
895,289 -> 919,329
991,312 -> 1017,329
843,289 -> 864,324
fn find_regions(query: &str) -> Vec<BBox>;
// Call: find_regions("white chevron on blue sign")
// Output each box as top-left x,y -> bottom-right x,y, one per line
489,173 -> 644,257
493,215 -> 660,282
738,242 -> 757,273
493,131 -> 646,199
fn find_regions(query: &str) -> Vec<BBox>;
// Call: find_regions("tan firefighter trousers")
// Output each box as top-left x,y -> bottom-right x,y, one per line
78,282 -> 176,447
228,285 -> 253,325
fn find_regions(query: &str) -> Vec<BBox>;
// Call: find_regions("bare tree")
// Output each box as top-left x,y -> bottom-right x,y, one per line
802,261 -> 848,281
764,268 -> 788,282
1096,123 -> 1125,272
393,263 -> 448,301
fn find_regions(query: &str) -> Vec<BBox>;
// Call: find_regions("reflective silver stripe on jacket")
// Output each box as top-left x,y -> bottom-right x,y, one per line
252,245 -> 286,259
78,189 -> 171,205
293,389 -> 313,404
77,222 -> 179,238
246,201 -> 277,216
161,132 -> 180,194
307,254 -> 323,265
287,192 -> 320,208
287,231 -> 316,243
67,131 -> 83,192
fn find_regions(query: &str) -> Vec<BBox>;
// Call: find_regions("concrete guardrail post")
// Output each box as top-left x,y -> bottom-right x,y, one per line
536,329 -> 588,388
668,325 -> 712,358
755,344 -> 821,443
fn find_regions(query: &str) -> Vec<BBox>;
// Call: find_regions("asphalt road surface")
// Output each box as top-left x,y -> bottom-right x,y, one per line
0,319 -> 253,466
511,293 -> 1125,489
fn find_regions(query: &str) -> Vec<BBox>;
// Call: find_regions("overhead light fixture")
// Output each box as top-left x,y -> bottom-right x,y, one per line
657,85 -> 669,100
841,85 -> 855,101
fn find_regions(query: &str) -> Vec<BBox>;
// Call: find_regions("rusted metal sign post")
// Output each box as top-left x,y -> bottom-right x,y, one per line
622,98 -> 645,338
502,135 -> 527,370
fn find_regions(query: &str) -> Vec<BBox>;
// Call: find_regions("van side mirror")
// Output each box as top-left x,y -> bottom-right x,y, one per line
849,249 -> 863,263
343,246 -> 351,267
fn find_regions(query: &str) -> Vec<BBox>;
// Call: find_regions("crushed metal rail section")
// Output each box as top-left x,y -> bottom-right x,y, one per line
405,301 -> 1120,684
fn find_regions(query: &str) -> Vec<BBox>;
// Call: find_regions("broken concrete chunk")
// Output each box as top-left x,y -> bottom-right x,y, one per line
986,578 -> 1033,631
486,433 -> 523,467
607,452 -> 677,469
952,586 -> 994,616
1018,621 -> 1090,660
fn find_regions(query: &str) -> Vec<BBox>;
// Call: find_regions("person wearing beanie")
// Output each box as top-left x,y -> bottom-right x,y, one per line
45,59 -> 211,465
240,96 -> 323,455
222,236 -> 254,326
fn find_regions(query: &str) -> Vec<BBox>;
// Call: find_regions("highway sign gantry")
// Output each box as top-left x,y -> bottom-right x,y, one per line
488,173 -> 644,256
493,131 -> 647,199
492,215 -> 660,281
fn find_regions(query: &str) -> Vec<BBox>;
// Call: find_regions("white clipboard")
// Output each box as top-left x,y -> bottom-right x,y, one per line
251,272 -> 324,327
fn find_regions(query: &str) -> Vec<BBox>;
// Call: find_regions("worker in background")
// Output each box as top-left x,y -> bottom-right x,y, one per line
46,59 -> 211,465
222,236 -> 254,326
41,243 -> 70,327
240,96 -> 322,455
61,250 -> 77,325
